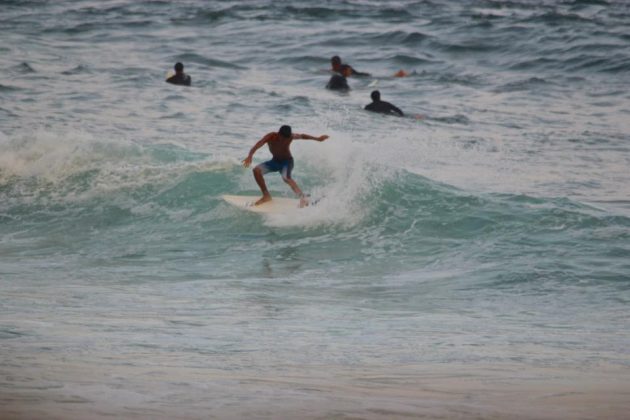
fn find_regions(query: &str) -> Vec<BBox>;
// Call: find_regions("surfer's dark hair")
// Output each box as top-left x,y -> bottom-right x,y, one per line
331,55 -> 341,64
279,125 -> 292,137
371,90 -> 381,102
174,62 -> 184,72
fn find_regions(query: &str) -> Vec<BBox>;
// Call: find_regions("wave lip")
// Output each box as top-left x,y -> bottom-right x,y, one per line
173,53 -> 246,70
0,84 -> 21,93
386,54 -> 434,66
368,30 -> 429,46
494,77 -> 551,93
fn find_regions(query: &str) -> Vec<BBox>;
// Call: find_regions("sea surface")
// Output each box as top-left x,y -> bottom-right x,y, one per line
1,1 -> 630,419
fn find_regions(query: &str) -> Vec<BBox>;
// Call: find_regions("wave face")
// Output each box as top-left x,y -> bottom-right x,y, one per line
1,128 -> 628,289
1,1 -> 630,418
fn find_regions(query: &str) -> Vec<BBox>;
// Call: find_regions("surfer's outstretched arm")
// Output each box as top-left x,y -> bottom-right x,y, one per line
351,68 -> 371,77
296,133 -> 329,142
242,133 -> 273,167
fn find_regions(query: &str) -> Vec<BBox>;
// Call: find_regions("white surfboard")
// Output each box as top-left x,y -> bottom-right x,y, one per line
222,194 -> 304,214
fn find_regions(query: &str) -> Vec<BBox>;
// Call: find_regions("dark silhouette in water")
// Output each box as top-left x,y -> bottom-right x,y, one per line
364,90 -> 404,117
166,62 -> 191,86
326,73 -> 349,91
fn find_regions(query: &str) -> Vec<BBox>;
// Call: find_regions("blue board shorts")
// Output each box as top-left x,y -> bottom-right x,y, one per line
257,158 -> 294,179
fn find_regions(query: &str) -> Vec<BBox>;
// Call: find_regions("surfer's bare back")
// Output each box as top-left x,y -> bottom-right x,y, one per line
242,125 -> 329,207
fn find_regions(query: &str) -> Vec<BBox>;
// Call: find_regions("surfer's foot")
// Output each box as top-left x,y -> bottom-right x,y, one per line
299,196 -> 309,208
255,194 -> 271,206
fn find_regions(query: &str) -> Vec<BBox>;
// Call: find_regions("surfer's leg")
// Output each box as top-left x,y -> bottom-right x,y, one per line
280,160 -> 304,199
282,168 -> 308,207
283,177 -> 304,197
284,177 -> 308,208
253,164 -> 272,205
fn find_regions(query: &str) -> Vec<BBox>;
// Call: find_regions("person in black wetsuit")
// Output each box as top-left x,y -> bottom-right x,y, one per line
364,90 -> 404,117
330,55 -> 370,77
166,62 -> 191,86
326,73 -> 349,91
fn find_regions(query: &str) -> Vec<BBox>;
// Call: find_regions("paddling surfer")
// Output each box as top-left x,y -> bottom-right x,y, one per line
166,62 -> 191,86
242,125 -> 329,207
364,90 -> 404,117
326,73 -> 350,91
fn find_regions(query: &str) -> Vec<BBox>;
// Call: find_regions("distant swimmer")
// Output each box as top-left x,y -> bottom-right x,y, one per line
166,62 -> 191,86
326,73 -> 349,91
364,90 -> 404,117
242,125 -> 329,207
330,55 -> 370,77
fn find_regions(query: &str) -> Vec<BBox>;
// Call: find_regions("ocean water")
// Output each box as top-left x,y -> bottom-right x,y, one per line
1,0 -> 630,418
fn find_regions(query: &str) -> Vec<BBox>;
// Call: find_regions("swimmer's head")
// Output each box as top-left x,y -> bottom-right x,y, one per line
340,64 -> 352,77
279,125 -> 292,138
331,55 -> 341,69
174,62 -> 184,73
371,90 -> 381,102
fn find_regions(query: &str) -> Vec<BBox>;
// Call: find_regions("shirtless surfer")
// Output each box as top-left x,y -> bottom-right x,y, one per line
242,125 -> 329,207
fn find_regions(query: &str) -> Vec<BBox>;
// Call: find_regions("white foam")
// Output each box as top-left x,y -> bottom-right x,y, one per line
259,130 -> 395,229
0,129 -> 232,206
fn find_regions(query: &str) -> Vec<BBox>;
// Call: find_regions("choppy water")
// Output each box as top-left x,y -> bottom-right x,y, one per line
1,1 -> 630,418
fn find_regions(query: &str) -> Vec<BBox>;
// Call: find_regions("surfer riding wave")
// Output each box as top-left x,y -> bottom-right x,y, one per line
242,125 -> 329,207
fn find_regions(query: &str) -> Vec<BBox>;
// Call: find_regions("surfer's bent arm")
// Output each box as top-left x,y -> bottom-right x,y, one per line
296,133 -> 329,142
242,133 -> 273,167
391,105 -> 404,117
347,65 -> 370,77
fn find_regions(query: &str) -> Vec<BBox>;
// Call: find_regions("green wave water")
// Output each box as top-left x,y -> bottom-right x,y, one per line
2,139 -> 627,289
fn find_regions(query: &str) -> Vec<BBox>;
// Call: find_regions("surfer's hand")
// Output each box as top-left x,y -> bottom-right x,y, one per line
242,156 -> 252,167
318,135 -> 329,142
